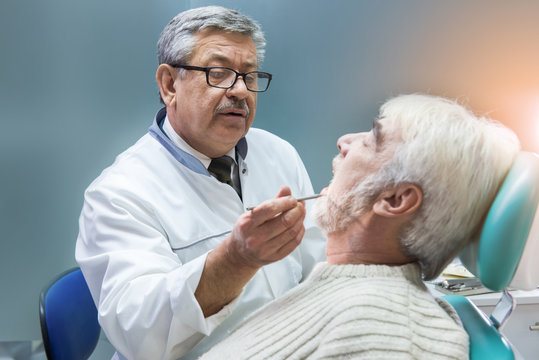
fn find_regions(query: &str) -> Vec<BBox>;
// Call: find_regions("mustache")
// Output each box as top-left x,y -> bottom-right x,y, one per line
214,100 -> 250,118
332,154 -> 343,173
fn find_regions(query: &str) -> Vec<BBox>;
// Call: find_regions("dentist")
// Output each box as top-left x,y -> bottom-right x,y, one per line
75,6 -> 325,360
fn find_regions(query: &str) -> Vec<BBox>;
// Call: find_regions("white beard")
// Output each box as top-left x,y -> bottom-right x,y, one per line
312,172 -> 383,234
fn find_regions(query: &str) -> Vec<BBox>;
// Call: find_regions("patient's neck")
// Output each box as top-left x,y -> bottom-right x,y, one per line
325,216 -> 411,266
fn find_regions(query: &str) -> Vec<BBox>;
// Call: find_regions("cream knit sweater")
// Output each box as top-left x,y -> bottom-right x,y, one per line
200,262 -> 468,360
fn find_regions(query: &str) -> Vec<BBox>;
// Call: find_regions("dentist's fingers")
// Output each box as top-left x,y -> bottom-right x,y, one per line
225,186 -> 306,268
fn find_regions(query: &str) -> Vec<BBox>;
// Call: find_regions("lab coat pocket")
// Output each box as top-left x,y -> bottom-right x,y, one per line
170,230 -> 231,265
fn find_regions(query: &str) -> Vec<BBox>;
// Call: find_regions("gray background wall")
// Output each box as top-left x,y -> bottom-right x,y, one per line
1,0 -> 539,341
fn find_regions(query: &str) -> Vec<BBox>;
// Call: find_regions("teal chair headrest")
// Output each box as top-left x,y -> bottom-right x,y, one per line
460,152 -> 539,291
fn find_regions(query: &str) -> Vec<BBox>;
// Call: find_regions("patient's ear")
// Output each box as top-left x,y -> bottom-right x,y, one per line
373,184 -> 423,218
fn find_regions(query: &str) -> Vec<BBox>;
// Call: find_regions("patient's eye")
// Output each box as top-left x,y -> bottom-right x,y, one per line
372,119 -> 383,147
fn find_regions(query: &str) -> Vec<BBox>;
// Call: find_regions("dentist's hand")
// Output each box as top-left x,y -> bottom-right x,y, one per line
227,185 -> 306,268
195,186 -> 306,316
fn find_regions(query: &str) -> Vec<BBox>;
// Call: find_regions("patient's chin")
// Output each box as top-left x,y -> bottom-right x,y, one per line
313,180 -> 377,234
312,195 -> 351,234
312,196 -> 331,233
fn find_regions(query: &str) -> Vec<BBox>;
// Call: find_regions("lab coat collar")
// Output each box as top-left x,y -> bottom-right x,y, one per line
148,107 -> 249,175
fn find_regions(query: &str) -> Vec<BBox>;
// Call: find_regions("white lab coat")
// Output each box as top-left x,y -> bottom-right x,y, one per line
75,108 -> 327,360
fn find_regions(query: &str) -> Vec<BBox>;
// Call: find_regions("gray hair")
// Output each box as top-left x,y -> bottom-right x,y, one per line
157,6 -> 266,66
376,94 -> 520,280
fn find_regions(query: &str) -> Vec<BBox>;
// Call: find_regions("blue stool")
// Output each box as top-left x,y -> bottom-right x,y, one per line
39,267 -> 101,360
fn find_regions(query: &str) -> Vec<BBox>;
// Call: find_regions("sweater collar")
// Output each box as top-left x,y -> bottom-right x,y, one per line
308,262 -> 423,283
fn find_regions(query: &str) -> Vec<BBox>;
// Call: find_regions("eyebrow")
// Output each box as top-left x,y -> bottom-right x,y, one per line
372,118 -> 383,146
205,54 -> 258,70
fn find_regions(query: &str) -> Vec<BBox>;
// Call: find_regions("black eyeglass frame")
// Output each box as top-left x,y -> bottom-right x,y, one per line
171,64 -> 272,92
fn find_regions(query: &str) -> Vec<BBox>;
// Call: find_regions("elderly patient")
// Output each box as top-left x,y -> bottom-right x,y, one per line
200,94 -> 520,360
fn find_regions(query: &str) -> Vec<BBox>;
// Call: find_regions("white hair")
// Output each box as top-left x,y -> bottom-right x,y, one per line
157,6 -> 266,66
375,94 -> 520,280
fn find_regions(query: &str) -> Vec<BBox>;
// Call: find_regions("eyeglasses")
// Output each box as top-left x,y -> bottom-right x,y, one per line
171,64 -> 272,92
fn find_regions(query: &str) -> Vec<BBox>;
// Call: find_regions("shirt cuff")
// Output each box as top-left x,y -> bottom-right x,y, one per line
205,290 -> 242,330
169,251 -> 241,336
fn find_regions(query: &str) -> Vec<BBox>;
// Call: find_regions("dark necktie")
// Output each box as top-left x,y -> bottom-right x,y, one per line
208,155 -> 234,186
208,155 -> 242,198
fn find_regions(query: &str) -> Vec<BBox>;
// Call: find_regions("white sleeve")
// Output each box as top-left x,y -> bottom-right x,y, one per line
75,185 -> 237,360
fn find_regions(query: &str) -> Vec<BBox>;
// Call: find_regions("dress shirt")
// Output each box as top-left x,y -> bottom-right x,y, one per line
162,116 -> 236,169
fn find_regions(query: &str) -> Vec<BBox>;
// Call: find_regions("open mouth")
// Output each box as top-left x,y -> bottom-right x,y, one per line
223,110 -> 245,117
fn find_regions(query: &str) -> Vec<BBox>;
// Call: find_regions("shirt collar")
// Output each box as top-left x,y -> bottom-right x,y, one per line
148,108 -> 248,174
162,116 -> 231,169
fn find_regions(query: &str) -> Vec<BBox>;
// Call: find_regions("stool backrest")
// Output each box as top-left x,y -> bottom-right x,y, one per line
39,267 -> 101,360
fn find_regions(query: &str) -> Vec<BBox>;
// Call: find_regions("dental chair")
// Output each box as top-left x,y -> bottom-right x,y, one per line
443,152 -> 539,360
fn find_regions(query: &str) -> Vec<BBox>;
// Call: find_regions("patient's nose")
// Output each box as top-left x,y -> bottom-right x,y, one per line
337,133 -> 359,157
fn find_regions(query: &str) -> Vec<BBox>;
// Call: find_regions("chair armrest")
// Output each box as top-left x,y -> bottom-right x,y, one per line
443,294 -> 514,360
